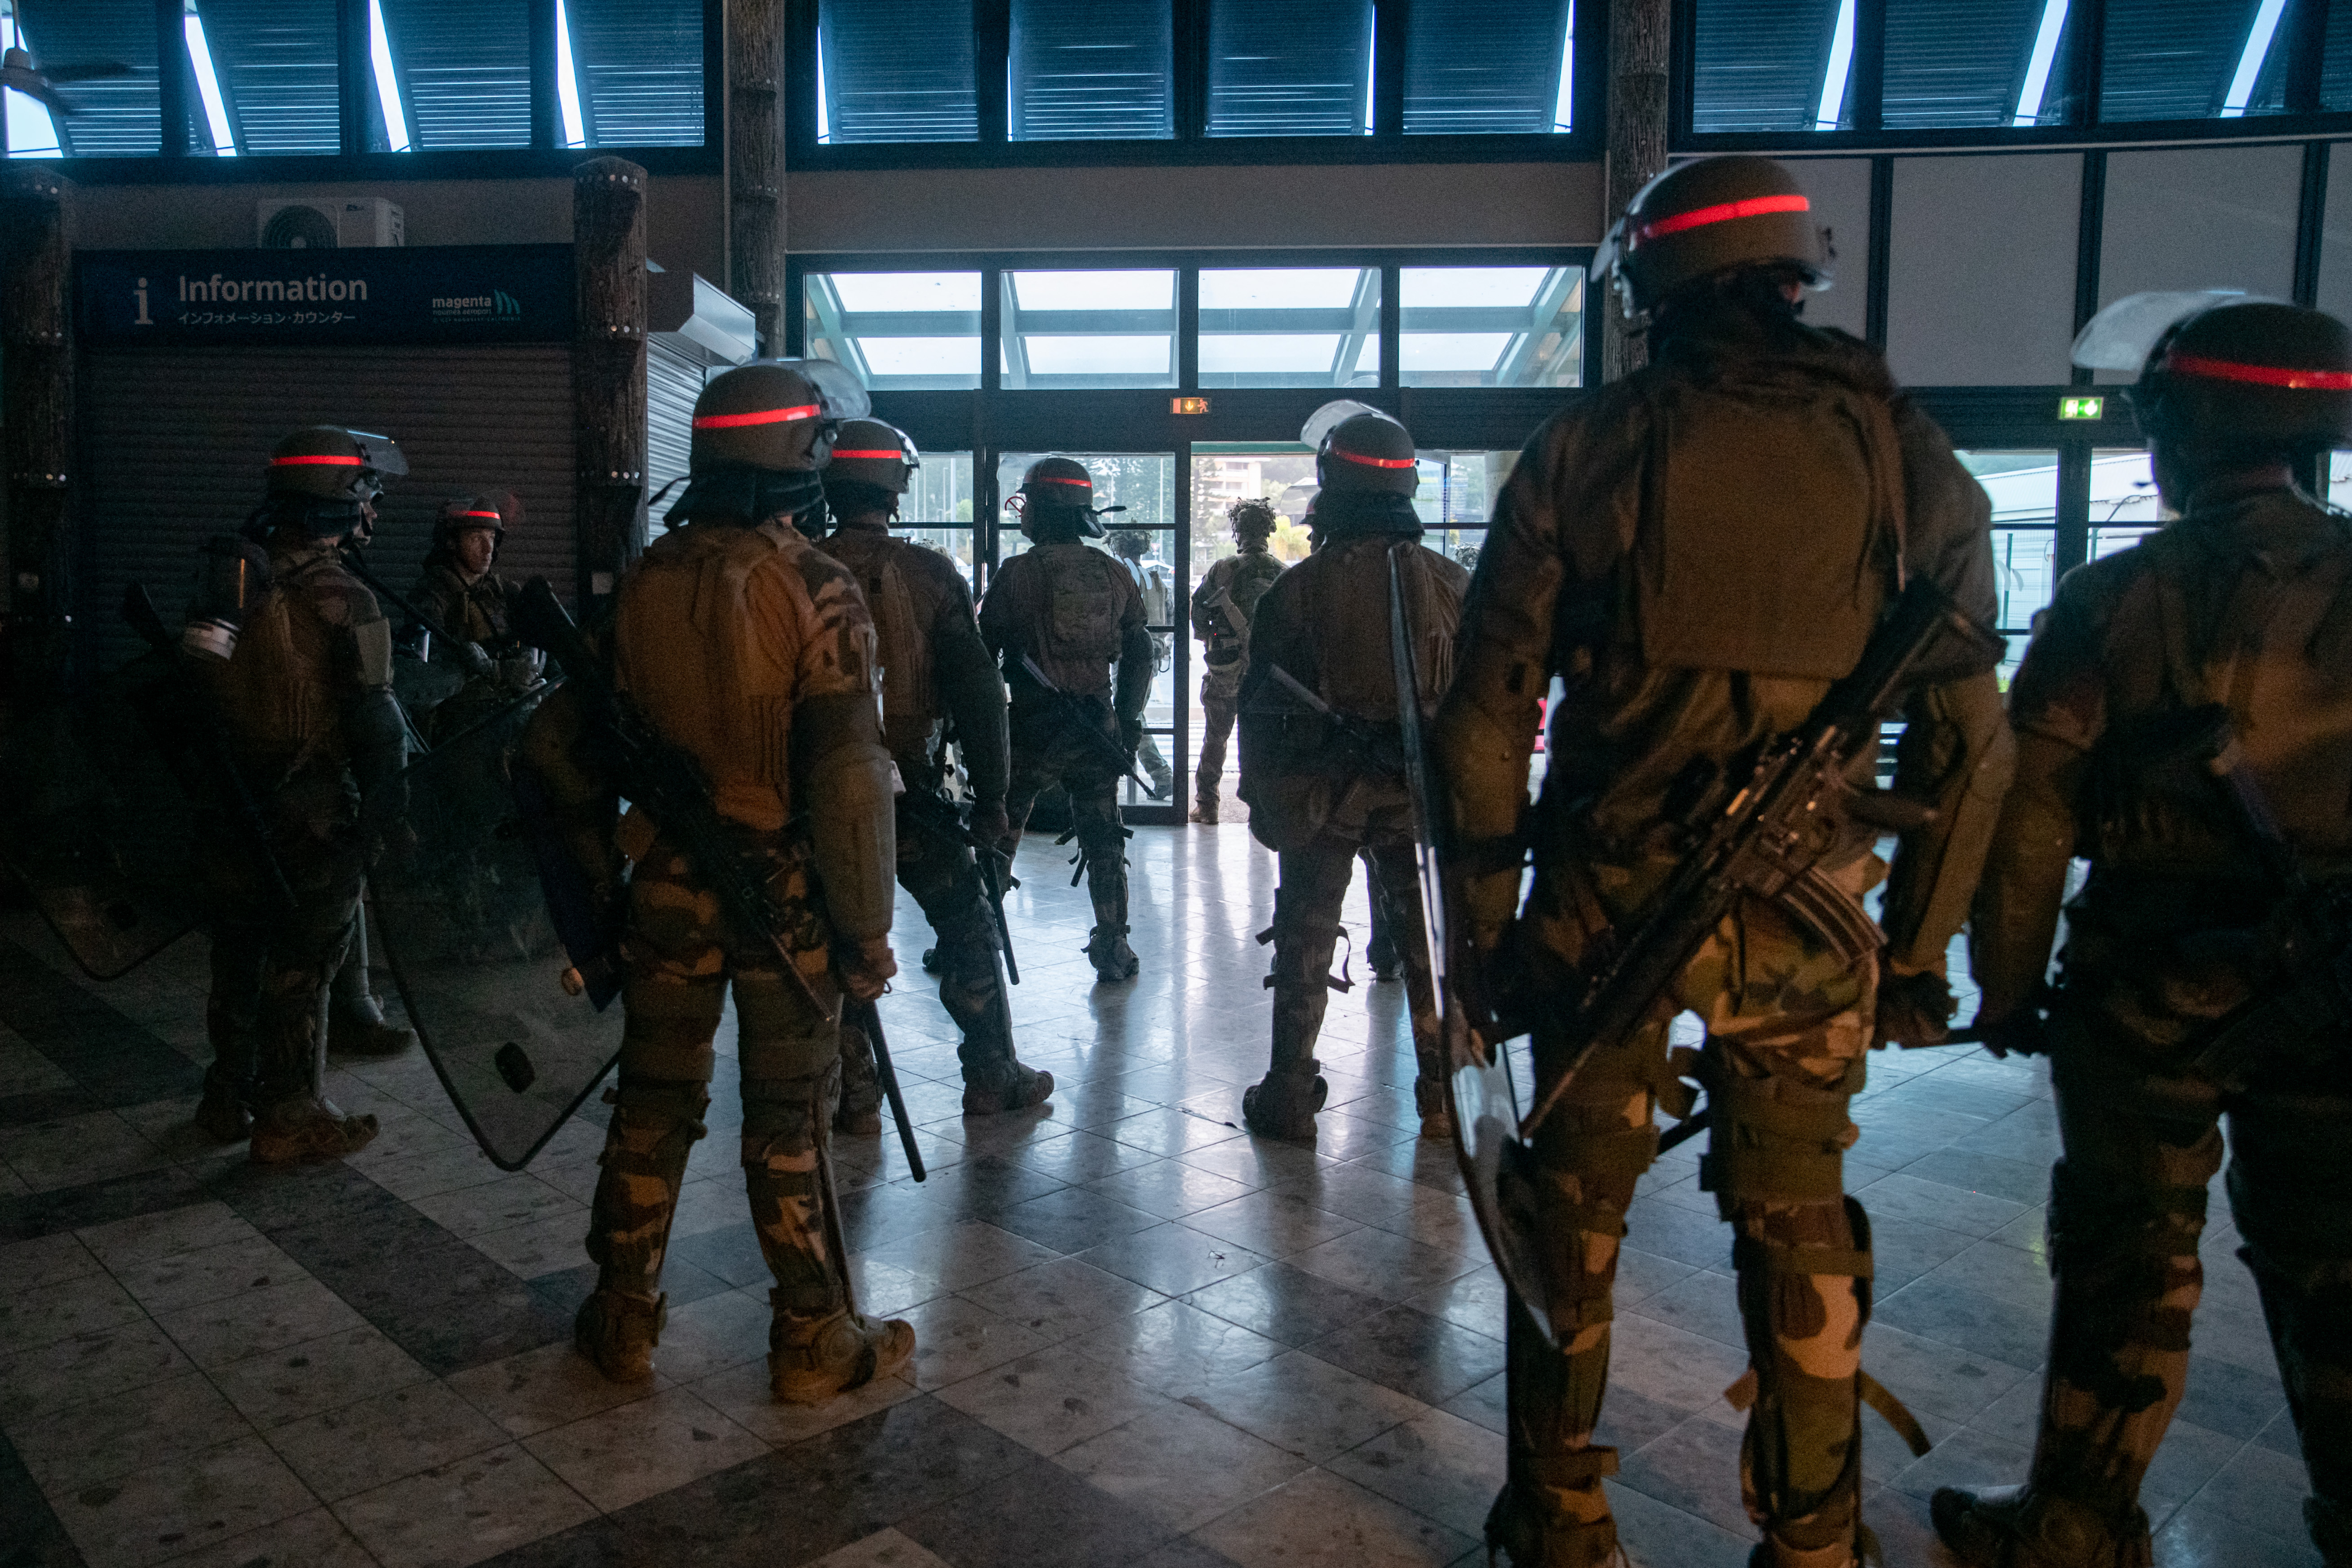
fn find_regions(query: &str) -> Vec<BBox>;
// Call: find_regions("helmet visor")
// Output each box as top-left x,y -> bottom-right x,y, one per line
1300,399 -> 1400,451
772,358 -> 872,422
346,429 -> 407,480
2072,291 -> 2268,373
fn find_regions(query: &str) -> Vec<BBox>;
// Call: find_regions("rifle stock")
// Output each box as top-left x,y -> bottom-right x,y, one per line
1015,652 -> 1152,795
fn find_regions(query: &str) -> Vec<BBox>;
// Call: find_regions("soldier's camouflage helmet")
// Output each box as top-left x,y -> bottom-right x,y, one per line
1013,456 -> 1123,539
1228,498 -> 1279,541
823,417 -> 921,495
434,493 -> 518,552
2076,292 -> 2352,455
1592,155 -> 1832,320
1303,400 -> 1418,496
688,359 -> 871,474
266,425 -> 407,504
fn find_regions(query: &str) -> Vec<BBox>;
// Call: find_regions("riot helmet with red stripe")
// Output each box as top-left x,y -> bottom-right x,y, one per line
1012,456 -> 1123,540
671,359 -> 871,529
2076,294 -> 2352,467
1592,155 -> 1832,322
822,418 -> 921,526
1303,400 -> 1418,496
260,425 -> 407,540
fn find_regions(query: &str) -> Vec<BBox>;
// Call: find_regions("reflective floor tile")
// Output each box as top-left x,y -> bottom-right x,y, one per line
990,1184 -> 1163,1253
335,1442 -> 597,1568
1074,1221 -> 1269,1298
1286,1224 -> 1481,1304
0,1313 -> 191,1421
443,1338 -> 670,1440
1067,1298 -> 1285,1396
1183,1259 -> 1393,1348
1303,1304 -> 1504,1407
650,1285 -> 774,1385
1054,1399 -> 1308,1533
13,1366 -> 253,1488
860,1220 -> 1061,1293
1182,1189 -> 1366,1260
76,1201 -> 259,1270
521,1385 -> 767,1513
802,1526 -> 958,1568
52,1434 -> 314,1568
1327,1406 -> 1507,1538
959,1254 -> 1167,1343
934,1342 -> 1169,1456
0,1268 -> 147,1356
210,1324 -> 434,1429
145,1504 -> 380,1568
687,1358 -> 923,1446
1603,1476 -> 1755,1568
894,1449 -> 1183,1568
265,1377 -> 508,1502
1604,1315 -> 1751,1415
1613,1413 -> 1752,1536
899,1294 -> 1054,1389
1185,1348 -> 1432,1463
1192,1464 -> 1475,1568
0,1230 -> 101,1291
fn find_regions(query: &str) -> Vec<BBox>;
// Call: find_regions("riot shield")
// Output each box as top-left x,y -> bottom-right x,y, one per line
1387,545 -> 1562,1347
363,688 -> 623,1170
0,652 -> 199,980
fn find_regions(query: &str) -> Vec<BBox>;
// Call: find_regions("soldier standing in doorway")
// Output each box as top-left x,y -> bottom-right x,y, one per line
194,425 -> 410,1161
1109,527 -> 1177,801
1434,155 -> 2012,1567
818,418 -> 1054,1120
1191,498 -> 1286,824
978,458 -> 1155,982
1934,299 -> 2352,1568
527,361 -> 914,1402
1238,402 -> 1464,1142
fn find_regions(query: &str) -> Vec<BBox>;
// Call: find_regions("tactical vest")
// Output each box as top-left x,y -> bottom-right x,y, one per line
1004,541 -> 1132,694
212,550 -> 374,779
1624,365 -> 1904,678
824,529 -> 939,762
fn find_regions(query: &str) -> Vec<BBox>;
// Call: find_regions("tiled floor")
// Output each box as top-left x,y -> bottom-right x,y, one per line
0,814 -> 2324,1568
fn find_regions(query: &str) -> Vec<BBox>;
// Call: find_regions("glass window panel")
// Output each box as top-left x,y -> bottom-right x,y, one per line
1190,447 -> 1319,584
10,0 -> 160,155
1412,449 -> 1521,531
2101,0 -> 2271,123
818,0 -> 976,143
2091,448 -> 2163,555
1691,0 -> 1845,134
1003,270 -> 1177,389
569,0 -> 702,146
2328,1 -> 2352,109
1962,450 -> 2058,680
1403,0 -> 1575,134
193,0 -> 342,153
804,272 -> 982,391
1401,265 -> 1584,388
1206,0 -> 1372,137
877,453 -> 979,595
378,0 -> 531,149
1198,267 -> 1381,389
1881,0 -> 2048,128
2333,451 -> 2352,508
1009,0 -> 1172,140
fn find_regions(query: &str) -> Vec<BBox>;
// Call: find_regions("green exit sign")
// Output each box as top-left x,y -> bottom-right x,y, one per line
2059,395 -> 2105,421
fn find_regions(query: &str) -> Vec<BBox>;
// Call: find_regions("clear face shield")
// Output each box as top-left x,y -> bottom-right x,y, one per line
2069,290 -> 2268,374
181,536 -> 273,661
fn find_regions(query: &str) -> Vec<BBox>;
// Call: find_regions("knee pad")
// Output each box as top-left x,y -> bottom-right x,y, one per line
1700,1073 -> 1852,1221
598,1075 -> 710,1179
740,1069 -> 833,1155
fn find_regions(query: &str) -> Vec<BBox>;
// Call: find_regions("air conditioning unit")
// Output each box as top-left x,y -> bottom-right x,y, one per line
256,198 -> 405,250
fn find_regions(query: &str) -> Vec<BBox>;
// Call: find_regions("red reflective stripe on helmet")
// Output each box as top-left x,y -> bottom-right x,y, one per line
2161,351 -> 2352,390
1035,476 -> 1093,487
272,455 -> 365,466
1331,449 -> 1418,468
451,509 -> 504,520
830,449 -> 906,459
693,403 -> 822,429
1631,193 -> 1811,247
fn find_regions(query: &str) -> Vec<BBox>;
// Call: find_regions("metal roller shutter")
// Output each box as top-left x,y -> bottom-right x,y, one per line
76,344 -> 575,674
645,336 -> 706,539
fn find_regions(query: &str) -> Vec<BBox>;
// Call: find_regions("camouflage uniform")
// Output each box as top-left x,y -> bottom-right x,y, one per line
1192,543 -> 1286,817
1954,477 -> 2352,1564
411,559 -> 526,742
822,515 -> 1050,1117
531,512 -> 902,1388
1238,517 -> 1465,1137
200,535 -> 404,1159
979,536 -> 1154,977
1435,297 -> 2008,1566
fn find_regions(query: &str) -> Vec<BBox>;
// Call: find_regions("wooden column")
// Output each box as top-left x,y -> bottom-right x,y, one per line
1,168 -> 74,698
574,157 -> 649,603
1602,0 -> 1670,383
728,0 -> 785,353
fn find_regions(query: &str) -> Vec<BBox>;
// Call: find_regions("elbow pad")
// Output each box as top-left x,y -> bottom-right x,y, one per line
805,737 -> 899,942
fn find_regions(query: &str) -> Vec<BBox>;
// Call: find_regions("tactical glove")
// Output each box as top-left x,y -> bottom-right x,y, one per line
460,640 -> 495,678
838,935 -> 897,1003
1118,716 -> 1144,755
1873,967 -> 1958,1049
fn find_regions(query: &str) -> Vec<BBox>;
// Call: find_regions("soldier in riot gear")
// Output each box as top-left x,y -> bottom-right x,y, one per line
1434,155 -> 2012,1568
410,492 -> 538,742
1933,299 -> 2352,1568
1237,403 -> 1464,1141
1108,527 -> 1176,801
978,458 -> 1155,981
1191,498 -> 1286,824
818,419 -> 1053,1121
524,361 -> 914,1401
194,424 -> 412,1160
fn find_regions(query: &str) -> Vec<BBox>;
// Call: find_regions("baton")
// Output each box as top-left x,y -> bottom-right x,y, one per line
845,993 -> 925,1181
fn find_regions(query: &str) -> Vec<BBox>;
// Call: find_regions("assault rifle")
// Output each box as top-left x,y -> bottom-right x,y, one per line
1262,663 -> 1406,773
511,578 -> 926,1180
1015,651 -> 1153,795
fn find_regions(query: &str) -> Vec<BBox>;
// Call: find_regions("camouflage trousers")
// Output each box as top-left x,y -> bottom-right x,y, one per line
1003,701 -> 1130,932
589,831 -> 849,1317
1263,785 -> 1439,1095
839,796 -> 1020,1114
1503,850 -> 1882,1567
2018,974 -> 2352,1558
199,820 -> 364,1109
1195,667 -> 1241,800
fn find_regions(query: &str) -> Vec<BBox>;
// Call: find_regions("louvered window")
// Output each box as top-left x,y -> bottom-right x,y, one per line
818,0 -> 977,142
1690,0 -> 1846,134
568,0 -> 702,146
2102,0 -> 2283,121
376,0 -> 532,149
9,0 -> 161,155
1882,0 -> 2047,128
2329,0 -> 2352,108
1205,0 -> 1371,137
1401,0 -> 1575,134
1009,0 -> 1173,141
190,0 -> 341,153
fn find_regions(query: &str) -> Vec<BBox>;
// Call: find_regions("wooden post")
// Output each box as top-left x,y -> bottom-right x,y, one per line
729,0 -> 785,353
574,157 -> 649,603
1602,0 -> 1670,383
1,168 -> 74,698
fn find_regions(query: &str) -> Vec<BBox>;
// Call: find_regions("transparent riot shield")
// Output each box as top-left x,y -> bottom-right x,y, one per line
0,652 -> 199,980
364,689 -> 623,1169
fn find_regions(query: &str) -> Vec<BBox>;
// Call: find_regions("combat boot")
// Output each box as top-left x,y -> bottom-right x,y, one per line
329,993 -> 416,1057
1190,792 -> 1218,825
195,1067 -> 254,1142
1415,1077 -> 1455,1141
574,1287 -> 664,1382
1484,1480 -> 1628,1567
1087,923 -> 1140,981
962,1059 -> 1054,1115
1242,1068 -> 1328,1139
1930,1486 -> 2153,1568
769,1295 -> 915,1404
249,1095 -> 380,1165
